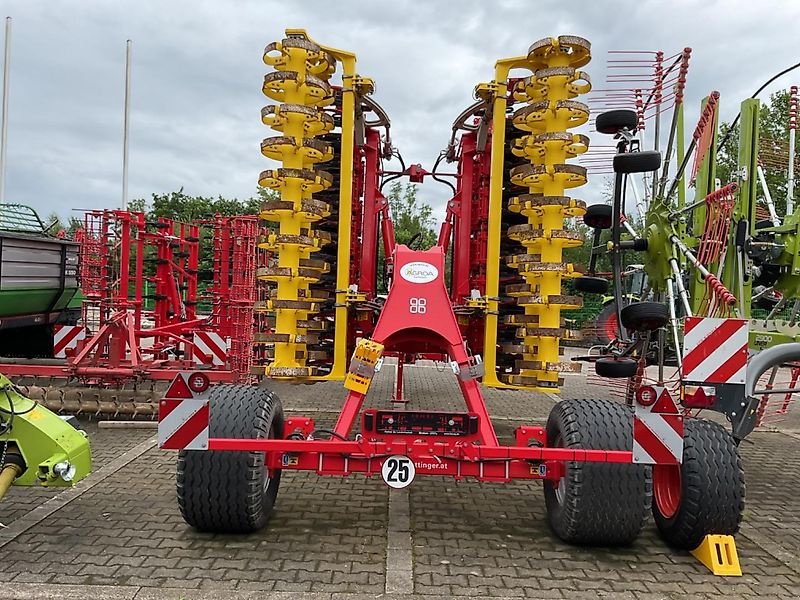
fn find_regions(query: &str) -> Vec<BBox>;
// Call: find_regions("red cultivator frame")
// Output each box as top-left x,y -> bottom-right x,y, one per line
3,210 -> 256,385
204,246 -> 631,482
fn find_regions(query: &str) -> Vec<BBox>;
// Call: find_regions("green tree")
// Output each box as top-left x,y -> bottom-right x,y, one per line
717,89 -> 799,217
377,182 -> 439,292
385,182 -> 438,248
136,188 -> 267,221
43,212 -> 83,237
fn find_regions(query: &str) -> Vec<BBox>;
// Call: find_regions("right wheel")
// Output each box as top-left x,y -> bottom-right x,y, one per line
544,399 -> 651,545
595,357 -> 638,378
177,384 -> 284,533
620,301 -> 669,332
652,418 -> 745,550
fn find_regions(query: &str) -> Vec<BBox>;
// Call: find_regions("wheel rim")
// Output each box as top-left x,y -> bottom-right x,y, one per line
604,311 -> 618,342
653,464 -> 681,519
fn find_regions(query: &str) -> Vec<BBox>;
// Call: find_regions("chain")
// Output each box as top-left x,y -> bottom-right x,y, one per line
0,441 -> 7,470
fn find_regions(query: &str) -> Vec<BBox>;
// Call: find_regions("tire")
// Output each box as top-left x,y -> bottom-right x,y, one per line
0,324 -> 54,358
594,302 -> 619,345
177,384 -> 284,533
621,301 -> 669,332
595,357 -> 638,378
574,276 -> 609,295
653,418 -> 745,550
544,399 -> 651,545
583,203 -> 613,229
754,219 -> 775,230
595,109 -> 638,135
613,150 -> 662,174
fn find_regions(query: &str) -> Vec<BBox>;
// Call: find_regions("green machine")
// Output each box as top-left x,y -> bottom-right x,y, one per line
0,206 -> 91,498
0,204 -> 82,358
0,372 -> 91,501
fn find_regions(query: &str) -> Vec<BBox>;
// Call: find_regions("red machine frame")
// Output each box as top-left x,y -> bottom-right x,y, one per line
2,210 -> 254,385
193,245 -> 632,483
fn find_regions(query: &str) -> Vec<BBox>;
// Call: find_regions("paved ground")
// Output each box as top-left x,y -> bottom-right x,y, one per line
0,354 -> 798,599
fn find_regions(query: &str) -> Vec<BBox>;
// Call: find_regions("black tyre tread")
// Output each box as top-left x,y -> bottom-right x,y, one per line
595,109 -> 638,135
176,384 -> 283,533
653,418 -> 745,550
574,275 -> 610,295
613,150 -> 661,174
595,357 -> 638,378
544,399 -> 651,545
583,203 -> 613,229
621,301 -> 669,332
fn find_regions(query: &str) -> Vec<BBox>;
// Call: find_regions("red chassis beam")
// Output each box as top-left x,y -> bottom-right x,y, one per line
207,432 -> 633,483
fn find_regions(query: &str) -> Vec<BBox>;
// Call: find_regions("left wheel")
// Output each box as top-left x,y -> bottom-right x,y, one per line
595,357 -> 638,378
544,399 -> 651,546
652,418 -> 745,550
177,384 -> 284,533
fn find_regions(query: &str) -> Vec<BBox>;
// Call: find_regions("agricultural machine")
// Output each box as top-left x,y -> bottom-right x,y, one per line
1,210 -> 263,418
157,31 -> 749,574
0,205 -> 92,504
576,49 -> 800,440
0,204 -> 82,358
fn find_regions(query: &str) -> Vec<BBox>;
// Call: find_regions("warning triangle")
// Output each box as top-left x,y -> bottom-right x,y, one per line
652,389 -> 678,414
164,374 -> 193,399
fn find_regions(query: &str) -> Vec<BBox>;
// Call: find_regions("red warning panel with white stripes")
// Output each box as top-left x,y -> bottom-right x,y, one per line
158,372 -> 211,450
192,332 -> 228,367
54,325 -> 86,358
682,317 -> 748,385
633,386 -> 683,465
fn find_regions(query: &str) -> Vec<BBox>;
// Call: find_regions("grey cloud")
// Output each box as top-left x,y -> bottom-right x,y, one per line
2,0 -> 799,222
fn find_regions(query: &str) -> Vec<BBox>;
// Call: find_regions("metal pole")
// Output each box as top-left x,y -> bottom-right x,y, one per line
0,17 -> 11,205
756,164 -> 781,226
666,278 -> 682,370
122,39 -> 132,210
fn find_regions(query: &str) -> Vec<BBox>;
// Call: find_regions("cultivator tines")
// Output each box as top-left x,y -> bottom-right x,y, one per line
207,216 -> 260,379
257,33 -> 337,379
3,209 -> 244,407
499,36 -> 591,391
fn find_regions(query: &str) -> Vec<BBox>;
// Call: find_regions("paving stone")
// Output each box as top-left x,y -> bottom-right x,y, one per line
0,363 -> 797,598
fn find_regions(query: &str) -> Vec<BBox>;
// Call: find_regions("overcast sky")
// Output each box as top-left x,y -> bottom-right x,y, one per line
1,0 -> 799,225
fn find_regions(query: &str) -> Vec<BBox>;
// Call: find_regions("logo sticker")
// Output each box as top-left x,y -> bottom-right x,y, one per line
400,261 -> 438,284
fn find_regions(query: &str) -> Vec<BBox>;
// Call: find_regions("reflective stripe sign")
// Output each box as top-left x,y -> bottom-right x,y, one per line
158,373 -> 210,450
682,317 -> 747,384
633,386 -> 683,465
53,325 -> 85,358
192,331 -> 228,367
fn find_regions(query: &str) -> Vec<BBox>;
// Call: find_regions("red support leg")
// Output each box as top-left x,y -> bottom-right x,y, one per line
392,356 -> 406,403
